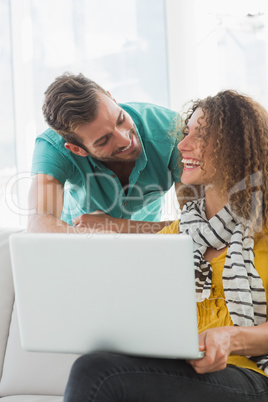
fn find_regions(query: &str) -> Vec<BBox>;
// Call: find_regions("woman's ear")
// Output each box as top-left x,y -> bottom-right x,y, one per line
64,143 -> 88,157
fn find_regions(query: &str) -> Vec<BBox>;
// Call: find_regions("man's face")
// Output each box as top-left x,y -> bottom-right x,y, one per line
74,93 -> 142,163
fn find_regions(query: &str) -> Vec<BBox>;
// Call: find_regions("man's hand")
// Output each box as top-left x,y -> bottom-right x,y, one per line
72,211 -> 119,232
187,327 -> 236,374
73,212 -> 172,234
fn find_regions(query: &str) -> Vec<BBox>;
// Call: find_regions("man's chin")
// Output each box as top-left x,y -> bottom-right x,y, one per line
90,151 -> 141,164
88,135 -> 142,164
116,146 -> 142,161
108,152 -> 141,163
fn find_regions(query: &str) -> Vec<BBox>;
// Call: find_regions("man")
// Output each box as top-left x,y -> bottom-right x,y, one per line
28,73 -> 181,233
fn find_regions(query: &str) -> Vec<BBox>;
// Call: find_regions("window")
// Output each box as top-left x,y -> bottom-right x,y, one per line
0,0 -> 18,226
3,0 -> 268,227
195,0 -> 268,106
2,0 -> 169,227
166,0 -> 268,111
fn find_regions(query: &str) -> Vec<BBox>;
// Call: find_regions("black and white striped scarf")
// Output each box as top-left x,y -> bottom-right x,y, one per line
179,198 -> 268,374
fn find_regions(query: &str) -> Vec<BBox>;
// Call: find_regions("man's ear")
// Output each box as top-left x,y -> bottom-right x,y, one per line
65,143 -> 89,157
107,91 -> 117,104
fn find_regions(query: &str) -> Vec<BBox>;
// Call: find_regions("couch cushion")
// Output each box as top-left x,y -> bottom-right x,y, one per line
0,228 -> 23,381
0,306 -> 79,397
0,228 -> 79,398
1,396 -> 63,401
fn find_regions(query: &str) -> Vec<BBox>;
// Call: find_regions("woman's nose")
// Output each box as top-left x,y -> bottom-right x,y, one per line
177,136 -> 191,152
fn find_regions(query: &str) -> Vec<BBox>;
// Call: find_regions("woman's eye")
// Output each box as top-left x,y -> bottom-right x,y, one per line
195,133 -> 205,140
182,131 -> 189,137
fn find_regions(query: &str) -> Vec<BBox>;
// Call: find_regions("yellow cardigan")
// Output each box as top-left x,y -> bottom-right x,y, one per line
159,220 -> 268,377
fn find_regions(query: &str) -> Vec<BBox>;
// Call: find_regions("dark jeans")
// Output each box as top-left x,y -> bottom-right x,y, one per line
63,352 -> 268,402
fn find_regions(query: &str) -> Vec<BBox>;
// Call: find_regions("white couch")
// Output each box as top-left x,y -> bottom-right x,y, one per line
0,228 -> 80,401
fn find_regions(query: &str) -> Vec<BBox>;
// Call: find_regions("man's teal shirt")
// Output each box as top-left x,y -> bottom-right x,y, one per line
31,102 -> 181,225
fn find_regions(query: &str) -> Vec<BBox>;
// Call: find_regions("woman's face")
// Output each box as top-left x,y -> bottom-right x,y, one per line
177,107 -> 215,186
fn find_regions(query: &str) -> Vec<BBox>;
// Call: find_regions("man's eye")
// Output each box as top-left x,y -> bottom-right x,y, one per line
118,114 -> 125,125
98,137 -> 109,147
182,131 -> 188,137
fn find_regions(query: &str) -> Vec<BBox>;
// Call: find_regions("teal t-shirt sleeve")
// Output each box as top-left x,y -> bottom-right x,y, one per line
31,138 -> 73,184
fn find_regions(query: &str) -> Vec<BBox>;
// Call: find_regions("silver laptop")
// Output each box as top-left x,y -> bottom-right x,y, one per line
10,233 -> 204,359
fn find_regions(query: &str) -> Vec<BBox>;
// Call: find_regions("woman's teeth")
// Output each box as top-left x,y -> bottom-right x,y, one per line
182,158 -> 200,168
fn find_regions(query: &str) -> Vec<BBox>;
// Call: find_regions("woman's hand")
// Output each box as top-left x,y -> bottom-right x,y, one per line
187,327 -> 236,374
188,322 -> 268,374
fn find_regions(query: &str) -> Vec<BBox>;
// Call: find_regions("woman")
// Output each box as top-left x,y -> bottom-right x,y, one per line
63,90 -> 268,401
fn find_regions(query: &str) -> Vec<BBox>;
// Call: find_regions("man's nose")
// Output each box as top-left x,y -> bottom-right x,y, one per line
113,128 -> 130,147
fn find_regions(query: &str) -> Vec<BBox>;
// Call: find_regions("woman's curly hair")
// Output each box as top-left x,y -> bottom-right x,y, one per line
175,90 -> 268,234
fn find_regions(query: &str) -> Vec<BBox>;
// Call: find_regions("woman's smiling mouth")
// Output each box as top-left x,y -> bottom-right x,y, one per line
182,158 -> 201,170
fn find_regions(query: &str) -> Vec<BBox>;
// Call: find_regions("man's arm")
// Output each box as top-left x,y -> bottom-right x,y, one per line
27,174 -> 89,233
72,213 -> 173,234
27,174 -> 172,234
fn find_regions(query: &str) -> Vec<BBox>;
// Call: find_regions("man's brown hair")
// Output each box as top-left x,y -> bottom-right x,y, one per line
42,72 -> 107,149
